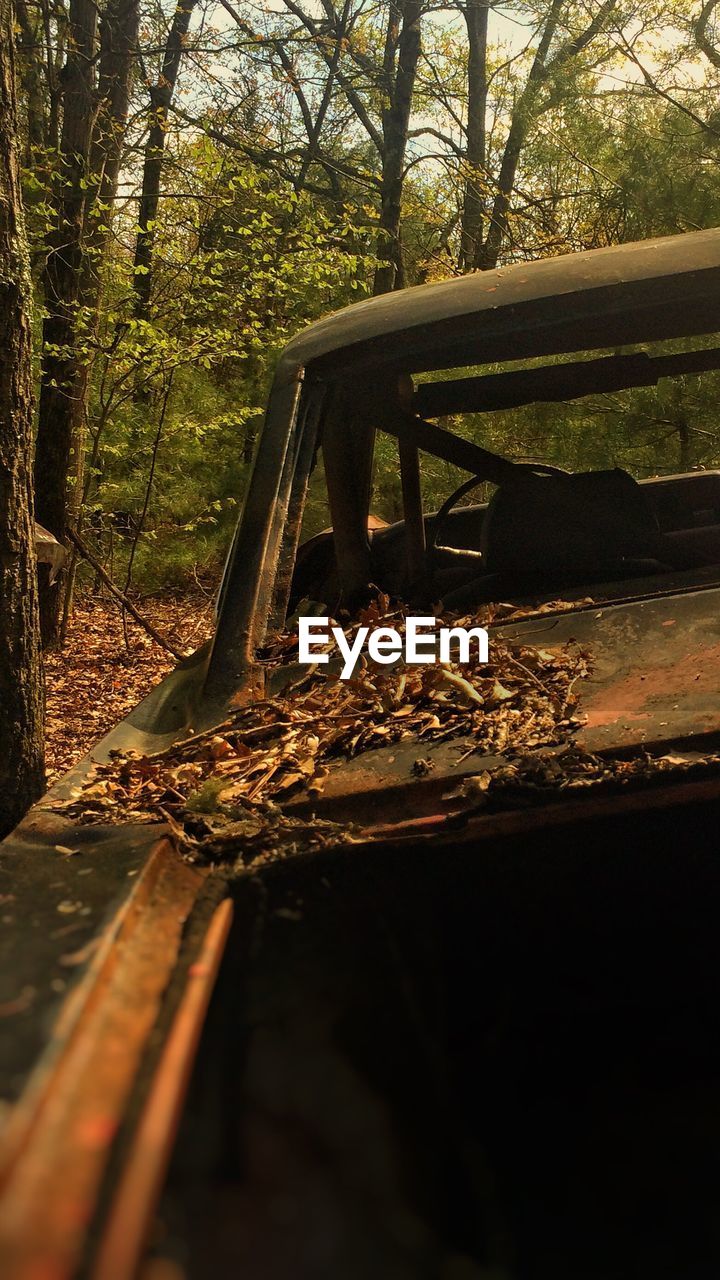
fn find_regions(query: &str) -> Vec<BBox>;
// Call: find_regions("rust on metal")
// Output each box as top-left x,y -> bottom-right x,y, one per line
496,589 -> 720,755
91,897 -> 233,1280
350,768 -> 720,847
0,840 -> 206,1280
580,641 -> 720,734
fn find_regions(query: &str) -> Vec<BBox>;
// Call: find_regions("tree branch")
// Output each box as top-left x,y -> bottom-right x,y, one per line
278,0 -> 385,153
696,0 -> 720,69
65,527 -> 187,659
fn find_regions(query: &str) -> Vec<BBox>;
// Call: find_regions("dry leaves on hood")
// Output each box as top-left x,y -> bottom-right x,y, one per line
51,600 -> 591,861
48,595 -> 720,865
439,744 -> 720,827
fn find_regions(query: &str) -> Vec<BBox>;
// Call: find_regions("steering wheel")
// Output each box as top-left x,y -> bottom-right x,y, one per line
427,462 -> 571,593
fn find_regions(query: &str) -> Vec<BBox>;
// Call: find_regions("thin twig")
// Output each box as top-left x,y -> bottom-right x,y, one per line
65,527 -> 187,660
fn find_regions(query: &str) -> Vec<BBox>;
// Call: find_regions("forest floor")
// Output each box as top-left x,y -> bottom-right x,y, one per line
44,593 -> 214,785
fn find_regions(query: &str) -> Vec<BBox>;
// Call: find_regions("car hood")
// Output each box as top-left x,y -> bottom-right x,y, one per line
47,577 -> 720,823
272,580 -> 720,826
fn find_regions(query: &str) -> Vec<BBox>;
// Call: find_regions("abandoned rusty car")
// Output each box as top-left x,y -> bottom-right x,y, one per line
6,228 -> 720,1278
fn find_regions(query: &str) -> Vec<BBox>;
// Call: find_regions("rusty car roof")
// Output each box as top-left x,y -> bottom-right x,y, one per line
276,228 -> 720,380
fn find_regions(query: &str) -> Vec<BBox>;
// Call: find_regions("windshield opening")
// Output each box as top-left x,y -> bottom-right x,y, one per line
289,336 -> 720,619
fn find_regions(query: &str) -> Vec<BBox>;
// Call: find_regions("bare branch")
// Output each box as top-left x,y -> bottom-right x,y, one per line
278,0 -> 385,153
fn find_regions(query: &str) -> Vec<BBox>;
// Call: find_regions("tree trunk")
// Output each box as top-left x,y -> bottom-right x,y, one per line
133,0 -> 199,320
33,0 -> 139,643
677,416 -> 691,471
15,0 -> 46,159
92,0 -> 140,214
0,0 -> 45,836
477,0 -> 617,271
476,0 -> 563,271
373,0 -> 422,295
34,0 -> 97,645
459,0 -> 489,272
60,0 -> 140,628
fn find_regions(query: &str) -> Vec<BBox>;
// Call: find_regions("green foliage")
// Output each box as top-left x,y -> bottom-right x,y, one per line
19,0 -> 720,594
60,152 -> 373,589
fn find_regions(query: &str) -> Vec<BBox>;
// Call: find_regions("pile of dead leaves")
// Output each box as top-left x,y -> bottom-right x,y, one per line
447,744 -> 720,810
50,600 -> 591,858
49,595 -> 720,867
44,594 -> 213,784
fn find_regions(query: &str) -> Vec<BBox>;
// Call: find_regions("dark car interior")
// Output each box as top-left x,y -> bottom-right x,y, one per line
285,339 -> 720,615
158,791 -> 720,1280
290,465 -> 720,613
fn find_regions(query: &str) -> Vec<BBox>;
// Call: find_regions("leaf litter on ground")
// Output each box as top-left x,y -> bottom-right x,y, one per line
44,593 -> 214,784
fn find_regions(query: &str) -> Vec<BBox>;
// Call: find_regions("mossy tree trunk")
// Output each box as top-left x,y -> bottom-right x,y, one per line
0,0 -> 45,836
